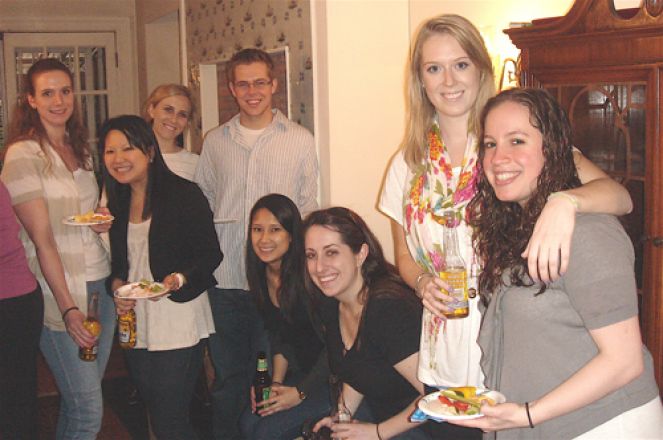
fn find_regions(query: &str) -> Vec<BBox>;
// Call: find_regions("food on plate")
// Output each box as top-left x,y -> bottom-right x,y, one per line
73,210 -> 113,223
115,280 -> 167,298
436,387 -> 497,416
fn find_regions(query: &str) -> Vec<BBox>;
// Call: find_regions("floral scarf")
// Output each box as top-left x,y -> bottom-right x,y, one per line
403,122 -> 480,371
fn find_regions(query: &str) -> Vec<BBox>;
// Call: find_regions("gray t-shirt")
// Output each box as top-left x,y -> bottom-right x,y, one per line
479,214 -> 659,439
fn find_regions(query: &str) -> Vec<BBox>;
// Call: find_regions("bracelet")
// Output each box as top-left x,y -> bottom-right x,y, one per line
547,191 -> 579,211
61,306 -> 79,320
415,271 -> 432,294
376,423 -> 383,440
525,401 -> 534,428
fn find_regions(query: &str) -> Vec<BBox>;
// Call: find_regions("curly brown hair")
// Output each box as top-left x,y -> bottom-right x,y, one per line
5,58 -> 89,170
468,88 -> 581,298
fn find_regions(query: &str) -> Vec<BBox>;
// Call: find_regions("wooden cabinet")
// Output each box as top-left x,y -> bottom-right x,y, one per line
506,0 -> 663,387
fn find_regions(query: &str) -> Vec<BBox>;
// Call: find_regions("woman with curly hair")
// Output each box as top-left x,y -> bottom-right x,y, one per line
450,87 -> 663,439
1,58 -> 115,439
379,14 -> 633,439
240,194 -> 330,439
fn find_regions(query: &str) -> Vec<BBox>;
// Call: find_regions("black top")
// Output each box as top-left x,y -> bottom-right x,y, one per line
259,289 -> 329,396
107,172 -> 222,302
321,293 -> 422,422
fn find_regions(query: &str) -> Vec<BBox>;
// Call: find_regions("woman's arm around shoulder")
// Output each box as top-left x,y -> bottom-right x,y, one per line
524,151 -> 633,283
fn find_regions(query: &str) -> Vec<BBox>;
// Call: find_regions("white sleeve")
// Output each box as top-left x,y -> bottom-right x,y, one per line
378,152 -> 408,226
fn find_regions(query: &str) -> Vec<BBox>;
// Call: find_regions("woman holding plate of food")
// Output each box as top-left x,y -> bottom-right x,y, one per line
100,114 -> 222,439
453,88 -> 662,438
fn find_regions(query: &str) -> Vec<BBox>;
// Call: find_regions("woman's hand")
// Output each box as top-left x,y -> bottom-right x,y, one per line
114,297 -> 136,315
162,273 -> 183,291
448,401 -> 530,432
419,275 -> 454,318
522,194 -> 576,283
330,421 -> 381,440
313,416 -> 333,433
257,384 -> 302,416
63,307 -> 97,348
89,206 -> 113,234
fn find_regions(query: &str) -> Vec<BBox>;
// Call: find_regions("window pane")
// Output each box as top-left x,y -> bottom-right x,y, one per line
79,47 -> 107,91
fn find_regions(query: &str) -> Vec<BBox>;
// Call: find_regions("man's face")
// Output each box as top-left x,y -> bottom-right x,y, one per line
229,62 -> 278,128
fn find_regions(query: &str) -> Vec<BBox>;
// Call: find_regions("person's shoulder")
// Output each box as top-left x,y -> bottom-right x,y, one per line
274,111 -> 313,136
572,213 -> 632,256
5,139 -> 40,156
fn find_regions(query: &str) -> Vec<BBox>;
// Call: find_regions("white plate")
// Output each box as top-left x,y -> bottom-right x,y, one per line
418,389 -> 506,421
62,214 -> 114,226
114,282 -> 169,299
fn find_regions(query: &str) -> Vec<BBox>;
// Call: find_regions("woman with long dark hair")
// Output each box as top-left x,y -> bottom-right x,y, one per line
1,58 -> 115,439
100,115 -> 221,439
450,88 -> 663,438
240,193 -> 330,439
306,208 -> 429,440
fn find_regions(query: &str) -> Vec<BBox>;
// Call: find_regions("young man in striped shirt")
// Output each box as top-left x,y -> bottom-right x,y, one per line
194,48 -> 319,440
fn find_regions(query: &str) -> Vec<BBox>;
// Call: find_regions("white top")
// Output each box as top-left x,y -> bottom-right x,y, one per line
379,152 -> 483,388
127,219 -> 215,351
162,149 -> 199,181
237,124 -> 266,148
73,168 -> 111,281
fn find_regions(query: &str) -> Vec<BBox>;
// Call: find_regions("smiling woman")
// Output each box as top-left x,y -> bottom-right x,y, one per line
142,84 -> 198,180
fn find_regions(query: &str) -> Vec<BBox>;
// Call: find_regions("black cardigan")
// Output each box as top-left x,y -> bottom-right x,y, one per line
108,172 -> 222,302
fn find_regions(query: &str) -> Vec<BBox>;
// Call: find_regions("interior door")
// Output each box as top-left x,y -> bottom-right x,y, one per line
3,32 -> 118,162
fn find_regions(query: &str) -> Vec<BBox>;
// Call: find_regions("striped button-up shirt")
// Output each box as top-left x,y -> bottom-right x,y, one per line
194,109 -> 319,290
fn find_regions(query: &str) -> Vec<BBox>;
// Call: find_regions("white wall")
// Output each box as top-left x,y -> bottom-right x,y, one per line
312,0 -> 410,261
145,11 -> 181,94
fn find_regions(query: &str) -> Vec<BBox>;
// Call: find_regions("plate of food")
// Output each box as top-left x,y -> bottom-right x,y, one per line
63,211 -> 114,226
418,386 -> 506,421
114,280 -> 169,299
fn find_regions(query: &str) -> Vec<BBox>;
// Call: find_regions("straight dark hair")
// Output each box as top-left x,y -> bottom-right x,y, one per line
246,194 -> 305,322
98,115 -> 174,220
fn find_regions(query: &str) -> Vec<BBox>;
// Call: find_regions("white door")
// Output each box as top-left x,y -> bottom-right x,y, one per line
3,32 -> 119,159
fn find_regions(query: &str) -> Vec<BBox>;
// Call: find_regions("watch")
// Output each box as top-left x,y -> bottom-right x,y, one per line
297,387 -> 307,401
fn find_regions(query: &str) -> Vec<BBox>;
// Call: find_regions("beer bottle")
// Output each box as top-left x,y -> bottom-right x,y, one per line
253,351 -> 272,413
79,291 -> 102,361
440,210 -> 469,318
118,309 -> 137,349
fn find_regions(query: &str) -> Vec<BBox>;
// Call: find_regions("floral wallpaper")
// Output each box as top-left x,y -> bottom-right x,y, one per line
185,0 -> 313,151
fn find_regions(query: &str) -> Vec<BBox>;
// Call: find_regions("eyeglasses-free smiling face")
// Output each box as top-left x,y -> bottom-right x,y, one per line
27,69 -> 75,132
482,100 -> 545,207
148,95 -> 191,144
420,32 -> 481,123
305,225 -> 367,302
251,208 -> 292,270
229,61 -> 278,129
103,130 -> 152,189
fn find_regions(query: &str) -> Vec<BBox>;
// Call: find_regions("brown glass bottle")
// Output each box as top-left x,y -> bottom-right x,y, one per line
253,351 -> 272,413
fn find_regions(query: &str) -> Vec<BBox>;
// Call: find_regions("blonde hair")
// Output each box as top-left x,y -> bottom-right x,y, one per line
401,14 -> 495,168
142,83 -> 194,124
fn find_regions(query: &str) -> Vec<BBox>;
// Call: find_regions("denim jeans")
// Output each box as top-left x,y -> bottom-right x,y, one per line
39,279 -> 116,440
208,288 -> 268,439
126,340 -> 205,440
240,371 -> 331,439
0,285 -> 43,440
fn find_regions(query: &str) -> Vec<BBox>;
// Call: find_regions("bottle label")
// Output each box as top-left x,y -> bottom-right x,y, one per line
440,267 -> 469,316
261,386 -> 271,401
119,324 -> 130,343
